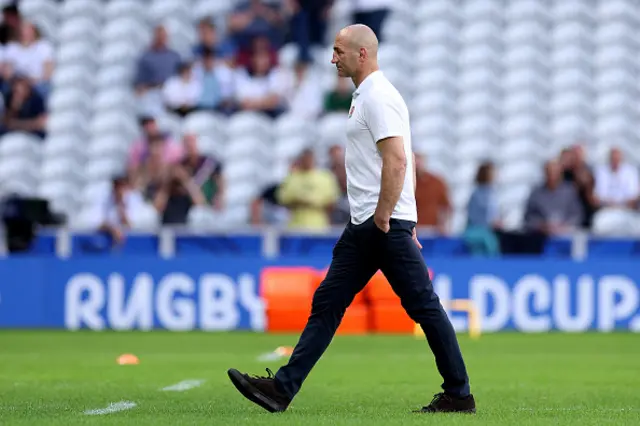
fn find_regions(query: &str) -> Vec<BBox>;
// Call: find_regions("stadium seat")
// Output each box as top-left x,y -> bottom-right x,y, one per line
104,0 -> 146,20
60,0 -> 103,20
17,0 -> 640,246
51,65 -> 93,90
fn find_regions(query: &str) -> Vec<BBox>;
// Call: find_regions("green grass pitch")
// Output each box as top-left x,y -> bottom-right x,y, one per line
0,331 -> 638,425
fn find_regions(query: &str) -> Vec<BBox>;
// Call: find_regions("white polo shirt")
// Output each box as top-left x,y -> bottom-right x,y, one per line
345,70 -> 417,225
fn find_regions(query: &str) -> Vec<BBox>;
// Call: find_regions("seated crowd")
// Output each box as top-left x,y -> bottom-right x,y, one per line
133,0 -> 391,120
0,4 -> 51,139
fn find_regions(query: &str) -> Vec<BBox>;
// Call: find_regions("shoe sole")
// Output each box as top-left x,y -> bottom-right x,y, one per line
227,369 -> 286,413
414,408 -> 476,414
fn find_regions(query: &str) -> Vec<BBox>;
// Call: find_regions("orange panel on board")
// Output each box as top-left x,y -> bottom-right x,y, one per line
261,267 -> 317,299
313,268 -> 368,304
370,304 -> 415,334
365,271 -> 396,302
267,304 -> 368,334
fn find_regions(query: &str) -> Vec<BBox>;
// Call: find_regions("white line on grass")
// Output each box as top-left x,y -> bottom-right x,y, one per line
84,401 -> 137,415
517,407 -> 640,413
160,379 -> 206,392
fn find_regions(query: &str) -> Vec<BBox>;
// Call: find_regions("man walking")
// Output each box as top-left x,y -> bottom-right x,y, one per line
227,24 -> 475,414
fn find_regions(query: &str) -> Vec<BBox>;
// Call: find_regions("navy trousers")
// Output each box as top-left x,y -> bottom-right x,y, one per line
274,216 -> 471,399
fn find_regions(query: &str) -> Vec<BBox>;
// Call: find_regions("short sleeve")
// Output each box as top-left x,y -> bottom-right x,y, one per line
364,94 -> 404,143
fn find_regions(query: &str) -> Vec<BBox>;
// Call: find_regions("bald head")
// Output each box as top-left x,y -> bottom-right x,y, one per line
332,24 -> 379,85
340,24 -> 379,58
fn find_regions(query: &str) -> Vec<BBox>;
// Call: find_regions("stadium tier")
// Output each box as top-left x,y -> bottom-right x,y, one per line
0,0 -> 639,239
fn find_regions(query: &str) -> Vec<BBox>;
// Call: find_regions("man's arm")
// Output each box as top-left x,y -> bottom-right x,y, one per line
412,152 -> 416,192
375,136 -> 407,231
523,189 -> 548,232
564,188 -> 583,229
364,94 -> 406,232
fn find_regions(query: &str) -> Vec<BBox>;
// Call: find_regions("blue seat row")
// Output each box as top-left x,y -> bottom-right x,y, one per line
20,232 -> 640,259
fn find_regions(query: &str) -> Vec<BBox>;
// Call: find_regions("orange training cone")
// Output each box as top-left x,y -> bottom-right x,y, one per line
117,354 -> 139,365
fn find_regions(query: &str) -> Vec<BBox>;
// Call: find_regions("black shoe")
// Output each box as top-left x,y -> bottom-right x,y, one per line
413,392 -> 476,414
227,368 -> 291,413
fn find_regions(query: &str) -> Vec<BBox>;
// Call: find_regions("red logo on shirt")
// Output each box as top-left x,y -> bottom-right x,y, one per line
349,105 -> 355,118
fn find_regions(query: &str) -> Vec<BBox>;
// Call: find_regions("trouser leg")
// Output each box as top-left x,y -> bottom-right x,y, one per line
379,219 -> 471,397
275,222 -> 378,399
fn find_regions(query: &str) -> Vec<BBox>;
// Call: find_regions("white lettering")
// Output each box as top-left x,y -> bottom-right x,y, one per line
598,276 -> 639,331
156,273 -> 195,330
553,275 -> 594,332
238,274 -> 266,331
513,275 -> 551,332
199,274 -> 239,330
107,273 -> 153,330
65,273 -> 105,330
470,275 -> 510,332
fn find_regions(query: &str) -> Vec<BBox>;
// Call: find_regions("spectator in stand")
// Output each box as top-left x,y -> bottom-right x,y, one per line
524,159 -> 583,235
134,25 -> 181,95
351,0 -> 391,41
589,147 -> 640,235
227,0 -> 286,51
250,183 -> 290,226
277,148 -> 340,229
560,144 -> 598,229
96,174 -> 148,247
324,77 -> 354,113
3,21 -> 53,97
497,159 -> 584,254
0,74 -> 46,139
594,147 -> 639,210
463,162 -> 501,256
153,133 -> 225,224
193,18 -> 237,65
235,34 -> 278,70
128,116 -> 183,178
414,153 -> 451,233
286,0 -> 333,63
134,134 -> 171,201
0,3 -> 21,46
193,47 -> 235,113
282,59 -> 323,120
250,160 -> 298,226
162,61 -> 202,117
234,47 -> 288,118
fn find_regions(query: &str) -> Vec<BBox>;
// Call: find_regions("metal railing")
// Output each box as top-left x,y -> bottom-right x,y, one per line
2,225 -> 604,261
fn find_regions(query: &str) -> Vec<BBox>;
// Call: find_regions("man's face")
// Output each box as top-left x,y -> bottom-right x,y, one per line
252,51 -> 271,75
610,148 -> 622,170
12,78 -> 30,98
299,151 -> 314,170
183,134 -> 198,157
199,23 -> 216,45
545,160 -> 561,186
143,120 -> 159,137
329,145 -> 343,163
559,149 -> 577,171
153,26 -> 168,47
113,179 -> 129,199
332,34 -> 360,78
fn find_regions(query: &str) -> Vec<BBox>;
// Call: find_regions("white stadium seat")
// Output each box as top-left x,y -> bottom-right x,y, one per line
25,0 -> 640,234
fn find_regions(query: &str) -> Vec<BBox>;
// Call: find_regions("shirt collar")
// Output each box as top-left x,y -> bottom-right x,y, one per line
353,70 -> 383,99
